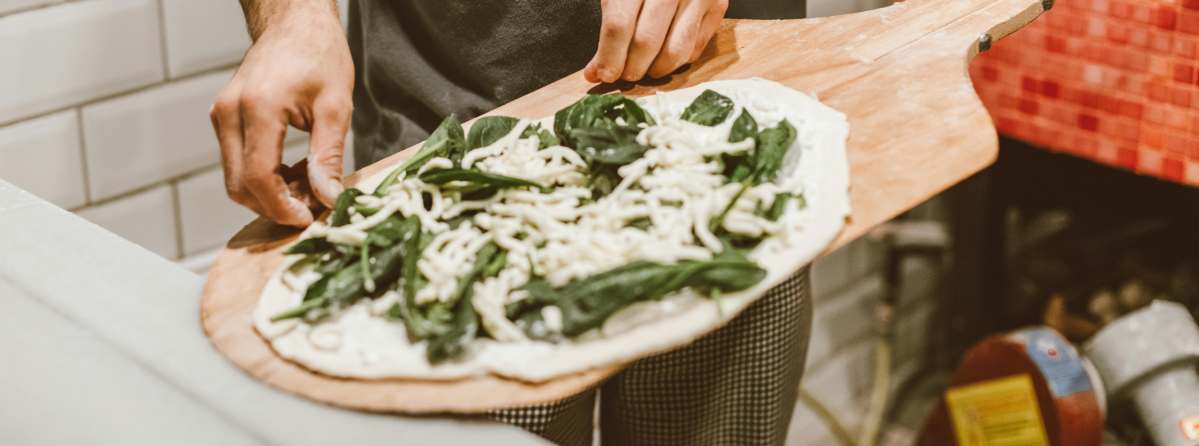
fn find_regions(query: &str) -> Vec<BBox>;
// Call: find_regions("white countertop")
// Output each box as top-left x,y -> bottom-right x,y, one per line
0,179 -> 548,446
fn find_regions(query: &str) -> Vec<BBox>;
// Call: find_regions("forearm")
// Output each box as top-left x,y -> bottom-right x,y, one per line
238,0 -> 340,42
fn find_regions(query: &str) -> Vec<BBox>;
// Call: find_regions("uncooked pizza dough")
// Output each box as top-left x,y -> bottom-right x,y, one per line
253,78 -> 851,382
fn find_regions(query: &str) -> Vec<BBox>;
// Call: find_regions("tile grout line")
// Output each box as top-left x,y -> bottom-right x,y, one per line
0,62 -> 240,129
170,180 -> 185,260
0,0 -> 71,20
73,108 -> 94,205
153,0 -> 172,79
66,160 -> 221,212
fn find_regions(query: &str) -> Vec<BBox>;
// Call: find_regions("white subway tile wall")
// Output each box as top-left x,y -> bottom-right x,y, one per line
159,0 -> 250,78
0,0 -> 63,16
81,70 -> 233,200
0,0 -> 164,126
175,167 -> 256,256
0,110 -> 87,209
75,185 -> 178,259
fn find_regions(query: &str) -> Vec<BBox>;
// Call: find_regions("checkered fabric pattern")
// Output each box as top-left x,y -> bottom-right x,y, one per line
971,0 -> 1199,186
490,267 -> 812,446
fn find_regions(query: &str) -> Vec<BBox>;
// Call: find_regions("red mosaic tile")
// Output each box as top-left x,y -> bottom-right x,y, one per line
1111,0 -> 1132,18
1164,156 -> 1186,180
1119,146 -> 1140,168
1100,93 -> 1123,113
1109,22 -> 1133,42
1171,85 -> 1195,106
1148,77 -> 1172,101
1152,30 -> 1175,52
1159,6 -> 1179,29
1165,130 -> 1190,154
1134,3 -> 1155,24
1144,125 -> 1166,147
1042,80 -> 1062,98
1146,101 -> 1169,124
1130,26 -> 1151,46
1020,99 -> 1041,115
1150,55 -> 1174,77
1120,118 -> 1142,140
1168,104 -> 1192,128
1181,10 -> 1199,34
1185,162 -> 1199,185
1140,148 -> 1163,174
1174,62 -> 1196,82
1175,35 -> 1198,57
1023,76 -> 1040,93
972,0 -> 1199,186
1122,99 -> 1145,119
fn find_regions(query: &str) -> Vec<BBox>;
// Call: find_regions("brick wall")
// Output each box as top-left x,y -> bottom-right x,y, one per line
0,0 -> 352,270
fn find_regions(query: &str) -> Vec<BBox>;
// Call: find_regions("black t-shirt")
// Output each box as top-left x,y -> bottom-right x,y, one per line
347,0 -> 807,168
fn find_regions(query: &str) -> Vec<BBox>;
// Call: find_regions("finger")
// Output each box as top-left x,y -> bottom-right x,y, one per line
594,0 -> 644,83
210,84 -> 265,215
689,1 -> 726,62
646,0 -> 707,78
241,95 -> 314,227
306,93 -> 352,207
621,0 -> 680,82
584,53 -> 601,83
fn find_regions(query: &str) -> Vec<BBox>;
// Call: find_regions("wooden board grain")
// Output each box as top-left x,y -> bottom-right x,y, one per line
201,0 -> 1047,414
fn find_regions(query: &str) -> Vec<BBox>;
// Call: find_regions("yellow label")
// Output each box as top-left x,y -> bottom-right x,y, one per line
945,374 -> 1049,446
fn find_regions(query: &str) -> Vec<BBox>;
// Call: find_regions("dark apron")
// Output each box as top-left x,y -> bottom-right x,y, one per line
347,0 -> 807,168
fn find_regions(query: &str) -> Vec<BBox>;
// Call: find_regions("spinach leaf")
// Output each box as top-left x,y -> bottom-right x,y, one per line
765,193 -> 792,221
374,115 -> 466,196
521,258 -> 766,337
285,237 -> 332,255
752,119 -> 797,183
425,286 -> 479,364
467,116 -> 519,150
270,295 -> 329,322
586,164 -> 623,199
709,182 -> 749,233
522,123 -> 559,149
420,168 -> 550,193
681,90 -> 734,126
554,94 -> 655,148
353,203 -> 379,217
728,109 -> 758,143
329,189 -> 364,227
426,243 -> 504,363
571,124 -> 647,165
627,217 -> 652,231
365,216 -> 407,247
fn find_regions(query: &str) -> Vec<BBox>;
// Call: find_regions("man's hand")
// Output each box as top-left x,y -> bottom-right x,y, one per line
584,0 -> 728,83
211,0 -> 353,227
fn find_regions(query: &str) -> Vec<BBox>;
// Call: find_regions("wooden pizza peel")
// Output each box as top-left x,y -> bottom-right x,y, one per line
201,0 -> 1050,414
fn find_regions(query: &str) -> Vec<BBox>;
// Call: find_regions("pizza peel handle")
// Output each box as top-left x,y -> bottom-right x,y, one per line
202,0 -> 1047,414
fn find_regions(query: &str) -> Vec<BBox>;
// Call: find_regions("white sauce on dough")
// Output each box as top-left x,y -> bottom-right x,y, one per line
253,78 -> 851,382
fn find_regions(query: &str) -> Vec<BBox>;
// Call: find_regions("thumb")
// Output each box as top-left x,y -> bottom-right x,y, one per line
307,94 -> 352,207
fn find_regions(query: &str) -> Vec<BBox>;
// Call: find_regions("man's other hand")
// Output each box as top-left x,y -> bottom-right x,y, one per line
585,0 -> 728,83
211,1 -> 353,227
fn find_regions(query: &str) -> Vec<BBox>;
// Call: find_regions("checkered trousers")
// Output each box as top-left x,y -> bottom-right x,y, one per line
489,267 -> 813,446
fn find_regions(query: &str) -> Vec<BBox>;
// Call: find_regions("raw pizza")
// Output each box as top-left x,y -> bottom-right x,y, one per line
253,78 -> 850,383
